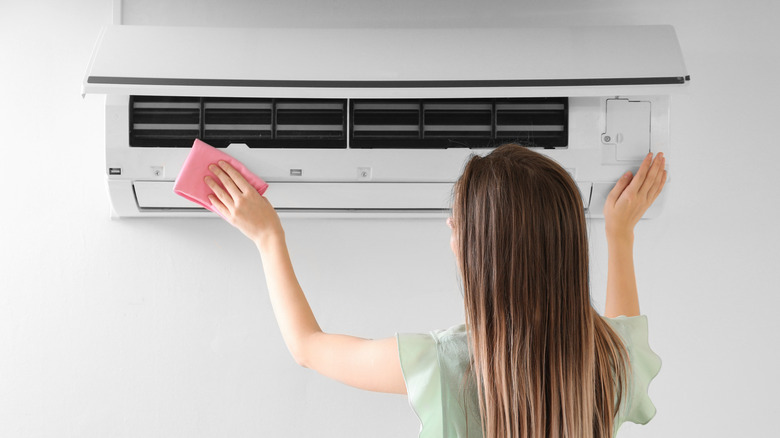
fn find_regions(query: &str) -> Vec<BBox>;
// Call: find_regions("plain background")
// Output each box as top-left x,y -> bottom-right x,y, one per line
1,0 -> 778,436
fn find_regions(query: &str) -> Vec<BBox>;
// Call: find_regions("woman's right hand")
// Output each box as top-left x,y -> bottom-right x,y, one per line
603,152 -> 667,240
205,160 -> 283,245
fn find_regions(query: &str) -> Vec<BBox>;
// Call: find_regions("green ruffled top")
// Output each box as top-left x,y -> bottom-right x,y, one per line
396,315 -> 661,437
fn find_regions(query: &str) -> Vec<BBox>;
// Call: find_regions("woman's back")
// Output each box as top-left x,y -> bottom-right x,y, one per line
438,144 -> 666,437
397,315 -> 661,437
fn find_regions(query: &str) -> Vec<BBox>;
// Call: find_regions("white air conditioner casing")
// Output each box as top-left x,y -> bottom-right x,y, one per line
83,25 -> 688,218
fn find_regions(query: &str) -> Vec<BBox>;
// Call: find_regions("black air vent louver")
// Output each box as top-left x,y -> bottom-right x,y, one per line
423,101 -> 492,138
350,98 -> 567,148
130,96 -> 200,147
275,101 -> 346,140
495,100 -> 567,143
130,97 -> 347,148
203,98 -> 272,144
352,101 -> 420,139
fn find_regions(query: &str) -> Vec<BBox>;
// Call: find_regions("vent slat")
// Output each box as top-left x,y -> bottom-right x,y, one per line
134,123 -> 200,130
354,125 -> 420,131
133,102 -> 200,109
205,124 -> 271,130
424,103 -> 492,110
496,103 -> 565,110
497,125 -> 565,131
277,124 -> 344,131
204,102 -> 272,109
425,125 -> 492,132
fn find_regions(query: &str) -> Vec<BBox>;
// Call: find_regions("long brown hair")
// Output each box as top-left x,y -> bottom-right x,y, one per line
453,144 -> 629,438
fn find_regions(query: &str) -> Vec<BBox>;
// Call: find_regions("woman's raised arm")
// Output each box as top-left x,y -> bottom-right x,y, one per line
205,160 -> 406,394
603,152 -> 666,318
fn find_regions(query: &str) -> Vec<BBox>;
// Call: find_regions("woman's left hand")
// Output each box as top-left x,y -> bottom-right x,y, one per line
204,161 -> 283,244
603,152 -> 666,240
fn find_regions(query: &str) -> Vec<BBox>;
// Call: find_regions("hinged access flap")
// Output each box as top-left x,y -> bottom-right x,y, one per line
84,25 -> 689,98
132,181 -> 454,212
602,98 -> 652,161
132,180 -> 592,213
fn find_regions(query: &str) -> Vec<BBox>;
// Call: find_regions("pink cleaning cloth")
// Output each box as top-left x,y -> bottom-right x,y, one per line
173,139 -> 268,217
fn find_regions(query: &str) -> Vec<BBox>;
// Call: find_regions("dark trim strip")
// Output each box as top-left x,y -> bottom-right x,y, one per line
89,76 -> 687,88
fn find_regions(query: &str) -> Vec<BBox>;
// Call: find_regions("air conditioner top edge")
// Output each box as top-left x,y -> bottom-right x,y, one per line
83,25 -> 688,97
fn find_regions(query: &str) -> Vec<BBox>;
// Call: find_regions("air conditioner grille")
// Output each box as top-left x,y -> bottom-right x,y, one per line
129,96 -> 566,149
352,100 -> 420,139
130,97 -> 347,148
130,97 -> 200,146
204,98 -> 272,143
423,101 -> 492,138
350,98 -> 567,148
276,101 -> 345,139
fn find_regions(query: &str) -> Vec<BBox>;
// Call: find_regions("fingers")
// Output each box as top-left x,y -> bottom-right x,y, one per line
638,153 -> 665,198
650,169 -> 667,201
217,161 -> 254,194
207,193 -> 230,217
209,163 -> 243,199
620,152 -> 666,200
626,152 -> 653,193
204,175 -> 232,209
607,171 -> 633,205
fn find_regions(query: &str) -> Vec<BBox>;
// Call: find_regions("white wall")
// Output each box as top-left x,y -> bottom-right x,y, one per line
1,0 -> 778,436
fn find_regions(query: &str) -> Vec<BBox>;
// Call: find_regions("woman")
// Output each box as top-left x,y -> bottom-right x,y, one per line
204,144 -> 664,437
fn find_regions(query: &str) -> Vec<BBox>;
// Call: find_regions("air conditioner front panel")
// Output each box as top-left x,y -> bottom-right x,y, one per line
84,25 -> 688,98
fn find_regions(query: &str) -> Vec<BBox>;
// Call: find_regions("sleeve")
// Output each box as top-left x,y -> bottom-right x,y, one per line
396,332 -> 443,438
606,315 -> 662,428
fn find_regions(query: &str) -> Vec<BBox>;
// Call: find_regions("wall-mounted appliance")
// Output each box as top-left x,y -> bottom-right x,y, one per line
83,25 -> 688,218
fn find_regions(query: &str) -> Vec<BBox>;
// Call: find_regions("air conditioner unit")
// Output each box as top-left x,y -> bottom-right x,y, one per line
83,25 -> 688,218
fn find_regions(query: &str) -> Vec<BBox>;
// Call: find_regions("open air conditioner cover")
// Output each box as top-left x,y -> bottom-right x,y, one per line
84,25 -> 689,98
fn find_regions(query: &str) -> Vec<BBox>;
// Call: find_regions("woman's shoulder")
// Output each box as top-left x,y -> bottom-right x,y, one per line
430,324 -> 471,370
396,323 -> 467,349
603,315 -> 662,428
430,323 -> 468,344
396,323 -> 471,384
396,323 -> 468,367
603,315 -> 659,363
602,315 -> 661,385
603,314 -> 649,333
396,323 -> 472,437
